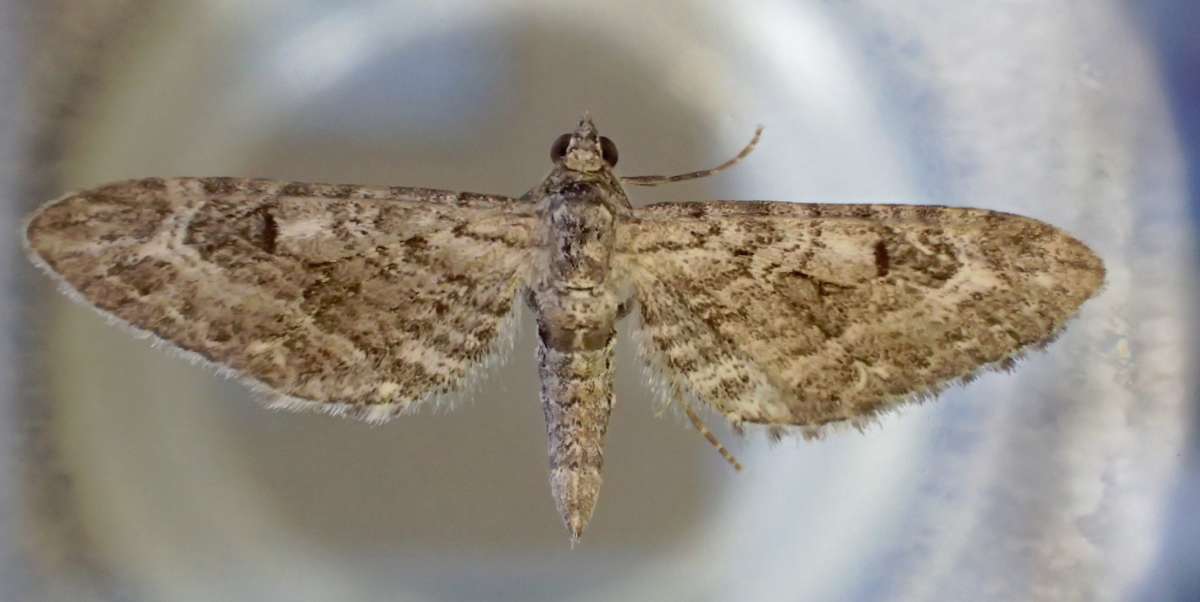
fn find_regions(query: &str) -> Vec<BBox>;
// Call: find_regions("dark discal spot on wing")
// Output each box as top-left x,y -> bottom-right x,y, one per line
769,227 -> 963,347
186,198 -> 286,275
871,228 -> 960,287
258,207 -> 279,254
874,240 -> 890,277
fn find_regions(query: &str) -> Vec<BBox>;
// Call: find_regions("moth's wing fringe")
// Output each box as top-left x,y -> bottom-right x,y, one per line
260,305 -> 523,425
22,196 -> 524,425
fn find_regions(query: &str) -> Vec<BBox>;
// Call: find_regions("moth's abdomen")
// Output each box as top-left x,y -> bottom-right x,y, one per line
538,334 -> 615,542
532,288 -> 619,542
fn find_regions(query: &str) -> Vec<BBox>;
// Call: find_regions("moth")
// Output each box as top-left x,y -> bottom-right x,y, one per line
23,115 -> 1104,542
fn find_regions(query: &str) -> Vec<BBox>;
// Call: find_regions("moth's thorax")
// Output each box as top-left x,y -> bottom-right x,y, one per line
536,173 -> 628,293
535,164 -> 631,211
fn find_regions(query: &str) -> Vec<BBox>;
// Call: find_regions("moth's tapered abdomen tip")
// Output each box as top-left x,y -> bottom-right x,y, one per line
550,466 -> 601,544
567,515 -> 586,545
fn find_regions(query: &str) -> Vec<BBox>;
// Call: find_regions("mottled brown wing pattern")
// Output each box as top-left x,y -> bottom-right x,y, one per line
25,177 -> 538,422
616,201 -> 1104,434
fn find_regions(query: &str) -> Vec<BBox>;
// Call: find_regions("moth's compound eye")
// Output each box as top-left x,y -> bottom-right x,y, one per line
550,133 -> 572,162
599,136 -> 619,167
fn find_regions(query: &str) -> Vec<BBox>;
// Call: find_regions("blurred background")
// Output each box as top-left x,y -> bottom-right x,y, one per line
1,1 -> 1196,600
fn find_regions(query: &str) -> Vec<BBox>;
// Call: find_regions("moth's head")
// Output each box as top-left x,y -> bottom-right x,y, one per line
550,114 -> 618,173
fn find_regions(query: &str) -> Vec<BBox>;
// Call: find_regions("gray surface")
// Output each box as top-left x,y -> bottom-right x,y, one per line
3,1 -> 1195,600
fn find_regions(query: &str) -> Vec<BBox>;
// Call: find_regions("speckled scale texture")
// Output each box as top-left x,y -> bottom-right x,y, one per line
620,201 -> 1103,436
23,116 -> 1105,542
25,177 -> 538,423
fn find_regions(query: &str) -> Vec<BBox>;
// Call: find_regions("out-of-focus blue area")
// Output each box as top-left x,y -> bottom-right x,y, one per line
3,2 -> 1196,600
1137,3 -> 1200,225
1132,3 -> 1200,600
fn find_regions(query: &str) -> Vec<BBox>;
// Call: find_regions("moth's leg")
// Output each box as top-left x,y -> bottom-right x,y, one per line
621,126 -> 763,187
686,402 -> 739,472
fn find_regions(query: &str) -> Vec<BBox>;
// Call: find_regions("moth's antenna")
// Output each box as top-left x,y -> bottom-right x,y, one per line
686,402 -> 739,472
622,126 -> 763,187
